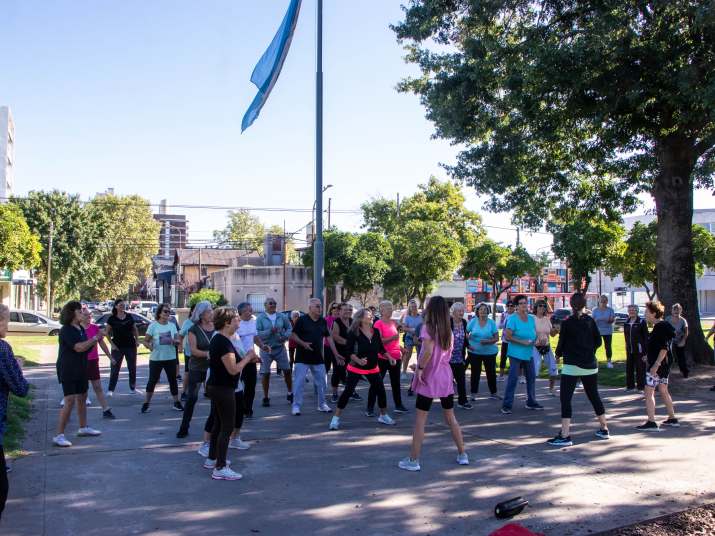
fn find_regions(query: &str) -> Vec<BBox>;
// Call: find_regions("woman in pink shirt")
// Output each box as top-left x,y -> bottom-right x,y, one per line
80,308 -> 115,419
366,301 -> 408,415
399,296 -> 468,472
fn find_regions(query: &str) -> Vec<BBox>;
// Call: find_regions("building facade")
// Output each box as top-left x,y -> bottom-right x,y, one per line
0,106 -> 14,202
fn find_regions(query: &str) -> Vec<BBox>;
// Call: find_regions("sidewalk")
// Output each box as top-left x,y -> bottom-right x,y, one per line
3,360 -> 715,536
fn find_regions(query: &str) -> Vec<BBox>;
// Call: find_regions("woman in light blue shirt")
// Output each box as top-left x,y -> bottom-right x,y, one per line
591,295 -> 615,369
502,295 -> 542,413
141,304 -> 182,414
466,304 -> 500,399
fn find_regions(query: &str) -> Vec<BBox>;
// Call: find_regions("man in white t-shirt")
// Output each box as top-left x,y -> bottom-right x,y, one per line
237,303 -> 269,418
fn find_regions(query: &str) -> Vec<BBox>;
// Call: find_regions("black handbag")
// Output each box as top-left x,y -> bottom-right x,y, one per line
495,496 -> 529,519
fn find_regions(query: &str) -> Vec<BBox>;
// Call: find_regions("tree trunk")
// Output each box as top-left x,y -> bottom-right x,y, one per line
643,282 -> 655,302
653,140 -> 714,365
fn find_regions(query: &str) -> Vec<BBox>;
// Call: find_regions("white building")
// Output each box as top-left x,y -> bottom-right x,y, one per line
0,106 -> 14,202
591,209 -> 715,313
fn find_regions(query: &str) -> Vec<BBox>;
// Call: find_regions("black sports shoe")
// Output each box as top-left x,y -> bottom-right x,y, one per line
595,428 -> 610,439
364,409 -> 375,418
331,393 -> 339,403
547,433 -> 573,447
176,429 -> 188,438
180,392 -> 188,402
525,403 -> 544,411
661,417 -> 680,428
350,392 -> 362,401
102,409 -> 116,419
394,405 -> 409,413
173,401 -> 184,412
286,393 -> 294,403
262,397 -> 270,407
710,385 -> 715,392
407,389 -> 414,397
245,411 -> 254,419
457,402 -> 473,410
636,420 -> 660,431
141,403 -> 150,414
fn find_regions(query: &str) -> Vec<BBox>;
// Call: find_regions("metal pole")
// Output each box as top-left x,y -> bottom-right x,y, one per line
313,0 -> 324,304
47,220 -> 53,316
327,197 -> 331,229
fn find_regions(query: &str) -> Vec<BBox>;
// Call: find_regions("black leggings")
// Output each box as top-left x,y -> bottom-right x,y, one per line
625,350 -> 645,390
242,362 -> 257,415
206,385 -> 235,469
367,359 -> 402,410
204,390 -> 245,433
415,393 -> 454,411
145,360 -> 178,396
324,346 -> 333,374
672,346 -> 689,378
178,369 -> 207,434
338,371 -> 386,410
499,342 -> 509,371
0,445 -> 7,521
560,374 -> 605,419
449,362 -> 468,405
108,346 -> 137,391
467,353 -> 497,395
331,356 -> 347,389
602,335 -> 613,360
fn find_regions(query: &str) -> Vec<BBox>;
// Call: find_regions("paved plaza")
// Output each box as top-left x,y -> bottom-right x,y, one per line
4,360 -> 715,536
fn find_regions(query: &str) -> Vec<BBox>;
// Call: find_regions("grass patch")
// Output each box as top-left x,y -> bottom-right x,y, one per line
4,386 -> 34,458
5,335 -> 57,366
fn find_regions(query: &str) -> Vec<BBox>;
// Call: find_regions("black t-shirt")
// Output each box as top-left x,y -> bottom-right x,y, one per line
57,325 -> 89,383
333,318 -> 351,356
207,333 -> 239,389
107,314 -> 136,347
647,320 -> 675,377
293,315 -> 329,365
345,328 -> 386,373
188,324 -> 215,372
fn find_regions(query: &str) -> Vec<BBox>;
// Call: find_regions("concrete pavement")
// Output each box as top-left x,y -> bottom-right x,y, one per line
4,359 -> 715,536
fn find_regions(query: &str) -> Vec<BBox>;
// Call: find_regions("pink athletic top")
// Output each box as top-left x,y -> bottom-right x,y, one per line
324,315 -> 335,347
85,323 -> 100,361
411,325 -> 454,398
374,319 -> 401,360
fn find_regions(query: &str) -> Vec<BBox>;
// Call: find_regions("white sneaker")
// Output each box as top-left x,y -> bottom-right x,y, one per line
86,398 -> 92,406
77,427 -> 102,436
229,437 -> 250,450
329,416 -> 340,430
519,377 -> 526,384
398,457 -> 421,471
606,362 -> 614,369
457,452 -> 469,465
317,403 -> 332,413
204,458 -> 231,469
197,441 -> 210,457
498,375 -> 505,382
130,389 -> 142,395
377,414 -> 395,426
212,467 -> 242,481
59,398 -> 65,407
52,434 -> 72,447
107,391 -> 114,398
291,405 -> 301,416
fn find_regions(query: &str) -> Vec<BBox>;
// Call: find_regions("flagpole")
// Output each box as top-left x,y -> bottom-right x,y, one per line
313,0 -> 324,304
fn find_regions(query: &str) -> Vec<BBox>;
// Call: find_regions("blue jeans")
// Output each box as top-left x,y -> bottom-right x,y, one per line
502,356 -> 536,409
292,363 -> 327,409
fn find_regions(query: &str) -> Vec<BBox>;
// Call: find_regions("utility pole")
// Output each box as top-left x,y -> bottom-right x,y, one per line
47,220 -> 53,317
312,0 -> 325,304
282,220 -> 287,309
516,227 -> 521,247
198,247 -> 203,291
327,197 -> 331,229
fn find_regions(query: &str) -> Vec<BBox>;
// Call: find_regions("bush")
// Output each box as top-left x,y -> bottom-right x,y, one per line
188,289 -> 227,308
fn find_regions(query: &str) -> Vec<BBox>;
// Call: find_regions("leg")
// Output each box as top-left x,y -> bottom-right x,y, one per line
644,385 -> 657,422
388,360 -> 403,407
292,363 -> 308,409
259,349 -> 272,399
311,365 -> 327,405
288,346 -> 296,370
657,383 -> 676,419
674,346 -> 689,378
323,346 -> 333,374
335,372 -> 361,416
409,395 -> 433,460
450,363 -> 467,405
499,343 -> 508,376
580,373 -> 607,426
108,349 -> 124,393
56,393 -> 76,435
625,350 -> 636,389
125,346 -> 137,391
366,373 -> 388,413
402,346 -> 413,373
636,355 -> 646,390
502,358 -> 520,410
441,399 -> 465,454
144,360 -> 163,405
367,360 -> 389,411
231,390 -> 246,439
467,353 -> 481,394
603,335 -> 613,363
484,354 -> 497,395
0,445 -> 7,521
559,375 -> 579,436
524,356 -> 537,406
76,393 -> 88,428
215,388 -> 235,470
90,380 -> 109,411
178,370 -> 204,435
163,360 -> 179,401
242,362 -> 257,416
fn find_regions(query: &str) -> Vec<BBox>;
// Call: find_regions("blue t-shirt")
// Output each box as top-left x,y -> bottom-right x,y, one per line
466,317 -> 499,355
180,319 -> 194,357
403,314 -> 422,347
146,321 -> 178,361
505,314 -> 536,361
592,307 -> 615,335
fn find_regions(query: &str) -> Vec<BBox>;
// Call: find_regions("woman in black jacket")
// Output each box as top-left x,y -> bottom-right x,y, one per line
548,293 -> 610,447
623,304 -> 649,391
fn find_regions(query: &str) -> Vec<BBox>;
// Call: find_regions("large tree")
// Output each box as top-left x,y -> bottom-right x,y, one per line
213,209 -> 266,253
460,239 -> 543,318
0,204 -> 41,272
83,194 -> 161,300
395,1 -> 715,363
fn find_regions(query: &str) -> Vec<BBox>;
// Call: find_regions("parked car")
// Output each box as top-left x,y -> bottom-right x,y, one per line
8,310 -> 61,336
130,301 -> 158,318
94,312 -> 152,336
614,306 -> 646,329
550,308 -> 572,328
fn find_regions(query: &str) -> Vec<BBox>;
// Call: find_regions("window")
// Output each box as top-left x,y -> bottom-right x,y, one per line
22,313 -> 39,323
247,293 -> 266,313
9,312 -> 20,322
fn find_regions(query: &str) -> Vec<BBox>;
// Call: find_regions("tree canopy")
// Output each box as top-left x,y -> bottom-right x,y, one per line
0,204 -> 41,272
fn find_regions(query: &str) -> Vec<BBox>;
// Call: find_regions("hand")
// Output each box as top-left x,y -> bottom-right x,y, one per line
389,358 -> 396,367
111,344 -> 119,353
303,342 -> 313,352
110,357 -> 117,366
649,366 -> 659,377
359,358 -> 368,366
262,344 -> 271,353
251,354 -> 262,364
14,356 -> 24,369
336,356 -> 345,366
408,363 -> 417,372
641,356 -> 647,363
416,368 -> 424,383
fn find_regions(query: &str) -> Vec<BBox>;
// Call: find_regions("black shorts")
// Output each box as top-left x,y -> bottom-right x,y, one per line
62,380 -> 89,397
415,393 -> 454,411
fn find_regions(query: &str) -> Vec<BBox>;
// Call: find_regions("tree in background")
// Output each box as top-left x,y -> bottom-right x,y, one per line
213,209 -> 266,253
188,288 -> 227,307
395,1 -> 715,363
0,204 -> 41,272
550,217 -> 625,293
460,240 -> 543,318
82,194 -> 161,300
607,221 -> 715,301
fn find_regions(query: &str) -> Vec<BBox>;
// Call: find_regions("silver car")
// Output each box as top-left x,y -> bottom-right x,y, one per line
8,310 -> 61,336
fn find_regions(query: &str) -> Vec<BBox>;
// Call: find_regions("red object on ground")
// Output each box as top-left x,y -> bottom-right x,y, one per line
489,523 -> 544,536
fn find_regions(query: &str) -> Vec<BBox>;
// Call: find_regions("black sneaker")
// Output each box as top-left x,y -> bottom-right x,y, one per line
489,393 -> 502,400
710,385 -> 715,392
245,411 -> 254,419
277,369 -> 283,376
636,420 -> 660,431
177,374 -> 182,382
262,397 -> 270,407
180,392 -> 188,402
457,402 -> 473,410
331,393 -> 339,403
350,392 -> 362,401
662,418 -> 680,428
173,401 -> 184,412
176,428 -> 188,439
547,434 -> 573,447
525,403 -> 544,411
102,409 -> 116,419
407,389 -> 414,397
286,393 -> 294,403
500,407 -> 512,415
394,405 -> 409,413
365,409 -> 375,418
141,403 -> 151,414
595,428 -> 610,439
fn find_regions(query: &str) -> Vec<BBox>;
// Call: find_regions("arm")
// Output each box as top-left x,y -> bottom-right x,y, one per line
256,317 -> 273,340
143,326 -> 154,351
105,323 -> 117,351
188,332 -> 208,359
253,334 -> 270,353
592,320 -> 602,350
555,321 -> 565,358
0,345 -> 29,398
649,348 -> 669,376
326,333 -> 344,362
331,321 -> 346,345
221,352 -> 258,376
98,337 -> 112,359
682,322 -> 689,344
280,316 -> 292,341
289,330 -> 313,351
133,324 -> 140,347
72,335 -> 101,353
504,328 -> 532,346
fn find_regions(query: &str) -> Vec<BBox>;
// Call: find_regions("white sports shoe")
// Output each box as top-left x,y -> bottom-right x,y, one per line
606,362 -> 614,369
107,391 -> 114,398
398,457 -> 421,471
212,467 -> 243,481
197,442 -> 210,457
59,398 -> 65,407
377,414 -> 395,426
457,452 -> 469,465
291,405 -> 301,416
86,398 -> 92,406
229,437 -> 250,450
77,427 -> 102,436
329,416 -> 340,430
317,403 -> 332,413
203,458 -> 232,469
52,434 -> 72,447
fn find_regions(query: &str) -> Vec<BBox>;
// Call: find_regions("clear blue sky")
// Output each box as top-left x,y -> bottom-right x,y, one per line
1,1 -> 711,252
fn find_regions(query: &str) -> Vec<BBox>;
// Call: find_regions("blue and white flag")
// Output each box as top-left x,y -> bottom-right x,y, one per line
241,0 -> 302,132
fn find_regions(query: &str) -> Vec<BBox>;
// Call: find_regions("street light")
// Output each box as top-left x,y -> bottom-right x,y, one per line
312,183 -> 333,302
